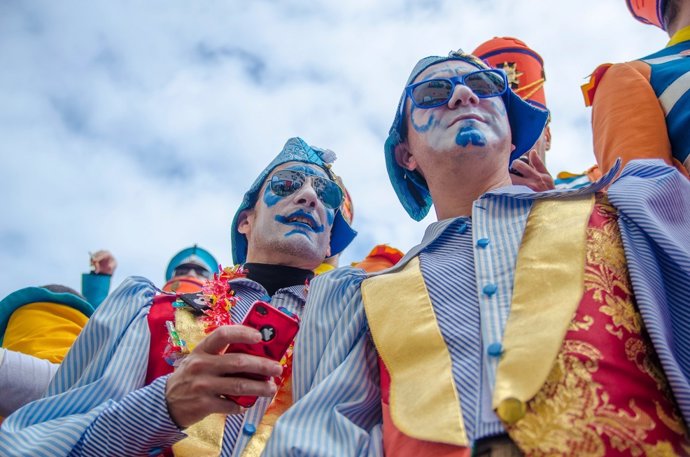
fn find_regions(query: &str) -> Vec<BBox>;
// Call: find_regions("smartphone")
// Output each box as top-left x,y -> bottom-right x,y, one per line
225,301 -> 300,407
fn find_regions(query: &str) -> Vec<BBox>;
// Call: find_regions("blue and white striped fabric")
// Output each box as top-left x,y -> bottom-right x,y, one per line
0,276 -> 308,457
419,218 -> 504,439
265,159 -> 690,455
608,160 -> 690,423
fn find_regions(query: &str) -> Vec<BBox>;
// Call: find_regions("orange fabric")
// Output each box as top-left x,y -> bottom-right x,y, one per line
162,276 -> 205,294
581,63 -> 613,107
591,61 -> 689,177
355,245 -> 404,273
381,402 -> 470,457
473,37 -> 547,108
3,303 -> 88,363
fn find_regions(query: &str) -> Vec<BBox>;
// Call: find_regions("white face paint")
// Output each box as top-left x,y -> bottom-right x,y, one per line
404,61 -> 512,164
238,162 -> 335,270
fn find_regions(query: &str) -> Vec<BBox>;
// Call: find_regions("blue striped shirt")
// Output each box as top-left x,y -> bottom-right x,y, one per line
0,276 -> 307,457
264,159 -> 690,456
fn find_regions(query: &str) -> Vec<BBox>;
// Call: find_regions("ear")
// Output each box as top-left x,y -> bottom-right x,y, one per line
543,125 -> 552,151
237,209 -> 254,237
394,142 -> 418,171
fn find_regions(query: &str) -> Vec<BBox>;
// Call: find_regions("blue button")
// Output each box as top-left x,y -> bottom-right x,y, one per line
487,342 -> 503,357
260,294 -> 272,303
148,447 -> 163,456
483,283 -> 498,296
243,423 -> 257,436
457,222 -> 468,234
477,238 -> 490,248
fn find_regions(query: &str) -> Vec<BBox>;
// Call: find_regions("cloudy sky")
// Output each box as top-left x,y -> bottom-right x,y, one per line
0,0 -> 666,299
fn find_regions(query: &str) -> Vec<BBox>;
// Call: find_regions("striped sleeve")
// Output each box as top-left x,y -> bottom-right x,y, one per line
608,159 -> 690,424
0,277 -> 181,457
70,375 -> 185,456
264,267 -> 384,456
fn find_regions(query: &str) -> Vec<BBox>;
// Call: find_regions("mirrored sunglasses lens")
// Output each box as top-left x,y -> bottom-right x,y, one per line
271,170 -> 305,196
465,71 -> 506,97
412,79 -> 453,107
312,177 -> 343,209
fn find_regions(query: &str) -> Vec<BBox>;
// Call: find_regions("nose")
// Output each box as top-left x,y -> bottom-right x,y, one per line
447,83 -> 479,110
292,178 -> 319,208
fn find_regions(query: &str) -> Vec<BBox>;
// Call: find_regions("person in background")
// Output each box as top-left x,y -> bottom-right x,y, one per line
582,0 -> 690,177
473,36 -> 601,191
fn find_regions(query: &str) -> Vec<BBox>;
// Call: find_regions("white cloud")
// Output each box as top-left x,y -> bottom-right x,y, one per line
0,0 -> 669,298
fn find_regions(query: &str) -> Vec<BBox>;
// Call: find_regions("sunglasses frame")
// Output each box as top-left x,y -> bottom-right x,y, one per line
402,68 -> 509,113
269,169 -> 344,210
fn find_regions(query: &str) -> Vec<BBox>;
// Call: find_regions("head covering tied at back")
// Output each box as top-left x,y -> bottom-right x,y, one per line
626,0 -> 666,29
384,50 -> 549,221
473,37 -> 548,111
165,245 -> 218,282
231,137 -> 357,265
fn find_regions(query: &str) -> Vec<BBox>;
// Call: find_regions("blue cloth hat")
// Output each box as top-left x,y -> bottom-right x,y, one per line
231,137 -> 358,265
385,50 -> 549,221
165,245 -> 219,281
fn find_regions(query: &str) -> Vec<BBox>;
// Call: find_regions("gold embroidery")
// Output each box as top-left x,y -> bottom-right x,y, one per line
626,337 -> 668,393
656,401 -> 688,437
508,201 -> 690,455
509,340 -> 659,456
569,314 -> 594,332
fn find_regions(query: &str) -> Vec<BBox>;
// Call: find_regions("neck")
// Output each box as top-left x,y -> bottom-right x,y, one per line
667,4 -> 690,37
427,161 -> 512,220
243,262 -> 314,296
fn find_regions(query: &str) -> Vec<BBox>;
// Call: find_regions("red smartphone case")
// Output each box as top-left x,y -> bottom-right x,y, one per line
226,301 -> 299,407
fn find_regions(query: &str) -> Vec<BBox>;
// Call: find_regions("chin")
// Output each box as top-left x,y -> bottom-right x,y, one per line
271,237 -> 327,268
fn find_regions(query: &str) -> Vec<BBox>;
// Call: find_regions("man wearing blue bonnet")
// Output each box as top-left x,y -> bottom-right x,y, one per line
0,137 -> 356,457
264,50 -> 690,456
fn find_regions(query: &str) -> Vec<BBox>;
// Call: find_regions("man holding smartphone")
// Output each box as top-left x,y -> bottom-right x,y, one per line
0,137 -> 356,457
265,50 -> 690,455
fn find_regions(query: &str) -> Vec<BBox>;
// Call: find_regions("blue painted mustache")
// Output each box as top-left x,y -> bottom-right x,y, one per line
275,210 -> 325,233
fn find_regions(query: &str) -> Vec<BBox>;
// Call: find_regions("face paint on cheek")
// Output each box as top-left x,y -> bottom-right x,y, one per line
410,105 -> 435,133
262,186 -> 283,208
456,125 -> 487,147
491,98 -> 507,116
326,209 -> 335,226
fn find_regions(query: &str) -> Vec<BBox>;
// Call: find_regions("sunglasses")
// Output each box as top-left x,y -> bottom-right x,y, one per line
173,264 -> 212,279
405,69 -> 508,110
270,169 -> 344,210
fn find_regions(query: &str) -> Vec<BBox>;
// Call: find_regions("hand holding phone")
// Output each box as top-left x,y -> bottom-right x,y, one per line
225,301 -> 299,407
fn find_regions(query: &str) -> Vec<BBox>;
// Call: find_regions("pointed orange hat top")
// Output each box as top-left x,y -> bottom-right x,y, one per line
473,37 -> 547,110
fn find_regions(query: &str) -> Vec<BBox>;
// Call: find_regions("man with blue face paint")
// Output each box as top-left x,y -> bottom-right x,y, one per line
0,137 -> 356,457
264,51 -> 690,456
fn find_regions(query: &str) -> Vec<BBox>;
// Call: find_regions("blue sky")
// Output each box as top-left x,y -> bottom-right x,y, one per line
0,0 -> 666,298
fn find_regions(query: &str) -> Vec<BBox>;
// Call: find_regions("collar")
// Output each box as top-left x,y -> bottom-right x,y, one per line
668,24 -> 690,47
373,159 -> 622,277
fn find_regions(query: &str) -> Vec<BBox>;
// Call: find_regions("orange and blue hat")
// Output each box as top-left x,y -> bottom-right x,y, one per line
473,37 -> 547,111
384,50 -> 548,221
626,0 -> 666,29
